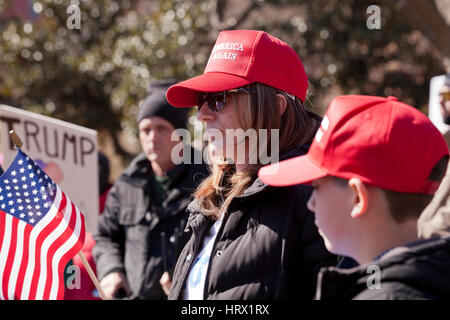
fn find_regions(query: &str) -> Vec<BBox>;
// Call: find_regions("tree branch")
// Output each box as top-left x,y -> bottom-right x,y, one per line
209,0 -> 262,36
225,0 -> 261,30
381,0 -> 450,59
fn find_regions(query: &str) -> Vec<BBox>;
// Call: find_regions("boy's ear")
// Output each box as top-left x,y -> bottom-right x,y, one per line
276,93 -> 288,115
348,178 -> 369,218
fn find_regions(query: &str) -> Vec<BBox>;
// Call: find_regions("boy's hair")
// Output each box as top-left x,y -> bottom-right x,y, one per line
382,156 -> 449,223
333,155 -> 449,223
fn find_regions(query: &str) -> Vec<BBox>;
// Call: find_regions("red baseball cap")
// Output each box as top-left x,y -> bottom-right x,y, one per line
166,30 -> 308,107
259,95 -> 449,194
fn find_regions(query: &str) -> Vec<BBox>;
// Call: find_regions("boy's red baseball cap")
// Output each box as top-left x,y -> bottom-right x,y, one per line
166,30 -> 308,107
259,95 -> 449,194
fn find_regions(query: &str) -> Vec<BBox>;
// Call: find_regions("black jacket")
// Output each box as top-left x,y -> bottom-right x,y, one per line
315,237 -> 450,300
168,145 -> 337,300
93,152 -> 208,299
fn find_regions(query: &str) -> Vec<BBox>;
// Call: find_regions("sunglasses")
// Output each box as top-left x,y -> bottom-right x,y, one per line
440,92 -> 450,101
196,88 -> 256,112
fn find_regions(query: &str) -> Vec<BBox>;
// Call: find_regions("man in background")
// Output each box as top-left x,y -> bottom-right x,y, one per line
93,80 -> 208,299
418,73 -> 450,239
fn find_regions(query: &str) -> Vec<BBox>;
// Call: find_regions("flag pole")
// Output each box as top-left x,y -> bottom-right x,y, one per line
9,130 -> 23,148
77,251 -> 106,300
9,130 -> 107,300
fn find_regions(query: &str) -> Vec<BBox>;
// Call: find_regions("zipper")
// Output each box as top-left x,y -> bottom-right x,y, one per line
315,269 -> 323,300
202,212 -> 228,300
174,216 -> 211,299
174,234 -> 198,299
315,267 -> 330,300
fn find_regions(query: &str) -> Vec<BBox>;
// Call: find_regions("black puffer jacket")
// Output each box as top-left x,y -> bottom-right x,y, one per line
93,152 -> 208,299
315,237 -> 450,300
168,145 -> 337,300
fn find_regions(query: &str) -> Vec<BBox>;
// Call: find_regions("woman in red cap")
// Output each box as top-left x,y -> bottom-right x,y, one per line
165,30 -> 336,300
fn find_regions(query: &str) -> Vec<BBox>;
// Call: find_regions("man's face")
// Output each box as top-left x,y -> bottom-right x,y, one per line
138,116 -> 178,164
307,176 -> 355,256
439,84 -> 450,124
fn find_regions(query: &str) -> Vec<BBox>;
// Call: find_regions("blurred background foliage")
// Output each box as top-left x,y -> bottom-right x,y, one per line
0,0 -> 449,176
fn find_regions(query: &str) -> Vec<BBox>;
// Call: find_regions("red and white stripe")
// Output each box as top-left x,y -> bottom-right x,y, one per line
0,187 -> 85,300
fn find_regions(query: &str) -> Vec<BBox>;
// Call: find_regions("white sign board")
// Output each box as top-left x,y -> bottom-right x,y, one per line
429,74 -> 449,134
0,105 -> 99,234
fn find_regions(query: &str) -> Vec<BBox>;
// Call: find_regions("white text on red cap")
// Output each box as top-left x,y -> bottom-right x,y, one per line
315,116 -> 330,143
209,42 -> 245,62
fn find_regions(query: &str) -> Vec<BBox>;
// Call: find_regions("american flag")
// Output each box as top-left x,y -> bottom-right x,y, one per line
0,149 -> 85,300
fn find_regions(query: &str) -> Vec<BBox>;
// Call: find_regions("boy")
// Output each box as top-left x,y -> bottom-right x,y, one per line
259,95 -> 450,299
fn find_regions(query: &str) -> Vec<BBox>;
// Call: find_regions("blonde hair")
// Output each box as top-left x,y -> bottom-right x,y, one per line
194,83 -> 319,219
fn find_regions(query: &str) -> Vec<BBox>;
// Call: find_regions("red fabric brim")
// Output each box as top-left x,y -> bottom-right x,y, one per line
258,154 -> 328,187
166,72 -> 254,107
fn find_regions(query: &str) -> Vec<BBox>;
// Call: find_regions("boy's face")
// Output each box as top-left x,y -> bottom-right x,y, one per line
307,176 -> 355,256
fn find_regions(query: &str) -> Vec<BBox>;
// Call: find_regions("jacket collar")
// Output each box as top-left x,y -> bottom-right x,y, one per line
121,152 -> 151,188
185,198 -> 214,235
316,237 -> 450,299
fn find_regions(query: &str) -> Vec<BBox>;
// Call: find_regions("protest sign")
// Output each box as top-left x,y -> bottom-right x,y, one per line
0,105 -> 99,234
429,74 -> 449,134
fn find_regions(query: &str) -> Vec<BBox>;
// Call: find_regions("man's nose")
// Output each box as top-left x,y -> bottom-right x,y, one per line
148,130 -> 158,142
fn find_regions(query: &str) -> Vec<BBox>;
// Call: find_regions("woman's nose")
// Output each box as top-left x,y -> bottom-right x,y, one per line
197,102 -> 214,122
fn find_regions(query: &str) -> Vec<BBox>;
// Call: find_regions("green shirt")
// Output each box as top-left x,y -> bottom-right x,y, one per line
152,174 -> 171,206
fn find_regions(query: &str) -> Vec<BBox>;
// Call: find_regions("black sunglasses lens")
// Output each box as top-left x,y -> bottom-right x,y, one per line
215,93 -> 225,111
205,94 -> 216,112
196,94 -> 205,110
197,92 -> 226,112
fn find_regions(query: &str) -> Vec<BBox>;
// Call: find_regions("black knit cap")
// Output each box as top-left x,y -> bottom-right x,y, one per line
137,79 -> 190,129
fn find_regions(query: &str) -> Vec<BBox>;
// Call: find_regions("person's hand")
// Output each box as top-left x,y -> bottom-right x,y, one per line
159,271 -> 172,296
100,271 -> 131,299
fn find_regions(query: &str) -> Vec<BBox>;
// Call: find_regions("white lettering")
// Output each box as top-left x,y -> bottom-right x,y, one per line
66,0 -> 81,30
171,126 -> 280,166
210,51 -> 238,61
233,43 -> 243,51
366,264 -> 381,289
66,265 -> 81,289
366,5 -> 381,30
212,42 -> 245,53
181,304 -> 216,318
